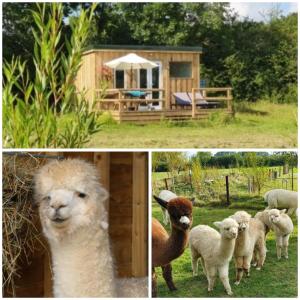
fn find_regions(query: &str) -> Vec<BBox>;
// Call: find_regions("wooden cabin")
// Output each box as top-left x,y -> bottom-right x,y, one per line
75,45 -> 232,123
3,152 -> 148,297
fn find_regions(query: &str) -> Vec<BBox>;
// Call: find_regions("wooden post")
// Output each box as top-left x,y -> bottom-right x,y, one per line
132,152 -> 148,277
225,175 -> 230,205
227,88 -> 233,113
164,178 -> 169,190
118,90 -> 122,113
192,88 -> 196,118
291,166 -> 294,191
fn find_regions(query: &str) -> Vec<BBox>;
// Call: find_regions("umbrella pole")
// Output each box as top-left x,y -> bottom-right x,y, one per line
130,65 -> 133,88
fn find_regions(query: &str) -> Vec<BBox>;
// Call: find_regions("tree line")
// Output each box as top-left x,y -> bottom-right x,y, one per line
153,152 -> 297,172
3,3 -> 297,103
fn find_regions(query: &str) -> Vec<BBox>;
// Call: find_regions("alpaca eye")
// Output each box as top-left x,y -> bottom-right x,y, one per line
77,192 -> 87,198
44,195 -> 51,201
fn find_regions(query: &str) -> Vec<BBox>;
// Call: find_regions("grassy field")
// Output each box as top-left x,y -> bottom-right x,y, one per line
152,197 -> 298,297
87,102 -> 297,148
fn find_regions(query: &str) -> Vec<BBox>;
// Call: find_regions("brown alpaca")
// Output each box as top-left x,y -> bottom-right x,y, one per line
152,195 -> 193,297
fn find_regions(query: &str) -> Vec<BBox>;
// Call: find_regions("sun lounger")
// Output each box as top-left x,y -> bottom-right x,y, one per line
172,92 -> 221,109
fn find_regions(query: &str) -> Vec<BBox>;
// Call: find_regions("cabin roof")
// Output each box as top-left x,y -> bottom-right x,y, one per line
84,44 -> 203,53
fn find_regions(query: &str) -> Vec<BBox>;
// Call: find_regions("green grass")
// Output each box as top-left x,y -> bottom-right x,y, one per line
87,102 -> 297,148
153,197 -> 298,297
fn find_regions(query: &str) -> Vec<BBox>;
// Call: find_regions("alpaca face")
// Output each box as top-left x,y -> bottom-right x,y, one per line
167,198 -> 193,231
230,211 -> 251,232
268,208 -> 285,224
39,188 -> 96,229
34,159 -> 109,240
215,218 -> 239,239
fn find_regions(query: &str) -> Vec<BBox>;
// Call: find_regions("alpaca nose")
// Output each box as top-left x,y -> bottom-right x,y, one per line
51,203 -> 67,212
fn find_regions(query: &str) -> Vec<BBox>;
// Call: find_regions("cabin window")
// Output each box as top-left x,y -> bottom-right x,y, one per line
169,62 -> 192,78
115,70 -> 125,88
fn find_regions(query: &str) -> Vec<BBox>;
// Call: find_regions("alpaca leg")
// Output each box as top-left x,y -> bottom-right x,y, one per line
276,235 -> 283,259
234,257 -> 244,285
287,208 -> 295,216
166,211 -> 170,225
152,268 -> 157,297
243,255 -> 252,277
190,246 -> 200,276
162,209 -> 168,225
200,257 -> 207,276
282,234 -> 290,259
218,264 -> 232,296
162,264 -> 177,291
256,237 -> 267,270
252,249 -> 258,267
206,265 -> 216,292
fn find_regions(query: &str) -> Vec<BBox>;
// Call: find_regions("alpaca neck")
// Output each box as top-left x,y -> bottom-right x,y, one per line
236,228 -> 250,251
219,236 -> 235,260
165,225 -> 188,262
273,219 -> 288,232
49,224 -> 116,297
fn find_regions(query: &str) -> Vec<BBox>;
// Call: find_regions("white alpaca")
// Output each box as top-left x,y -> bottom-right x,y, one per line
158,190 -> 177,225
34,159 -> 147,297
264,189 -> 298,216
189,218 -> 239,296
230,211 -> 266,285
268,209 -> 294,259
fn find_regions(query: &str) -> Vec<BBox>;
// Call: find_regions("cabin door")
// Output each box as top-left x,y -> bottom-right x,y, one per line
138,61 -> 162,109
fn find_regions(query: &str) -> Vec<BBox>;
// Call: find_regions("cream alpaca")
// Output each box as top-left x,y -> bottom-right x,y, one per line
189,218 -> 239,296
35,159 -> 148,297
268,209 -> 294,259
264,189 -> 298,216
230,211 -> 266,285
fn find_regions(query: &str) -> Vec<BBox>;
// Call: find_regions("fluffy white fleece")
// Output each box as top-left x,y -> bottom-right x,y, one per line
34,159 -> 147,297
264,189 -> 298,216
189,218 -> 239,295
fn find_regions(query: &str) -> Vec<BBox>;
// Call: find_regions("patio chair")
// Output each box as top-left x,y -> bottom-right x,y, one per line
172,92 -> 221,109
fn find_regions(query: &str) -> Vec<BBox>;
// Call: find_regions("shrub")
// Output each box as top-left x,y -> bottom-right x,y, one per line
2,3 -> 99,148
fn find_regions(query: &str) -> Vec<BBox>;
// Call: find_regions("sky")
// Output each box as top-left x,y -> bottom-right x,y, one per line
229,2 -> 298,22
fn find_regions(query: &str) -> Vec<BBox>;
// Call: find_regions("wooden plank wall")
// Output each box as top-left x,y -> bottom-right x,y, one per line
76,49 -> 201,109
109,152 -> 134,276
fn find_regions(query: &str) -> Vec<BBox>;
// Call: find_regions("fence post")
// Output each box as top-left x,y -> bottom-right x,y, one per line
192,88 -> 196,118
164,178 -> 169,190
291,167 -> 294,191
225,175 -> 230,205
189,168 -> 193,191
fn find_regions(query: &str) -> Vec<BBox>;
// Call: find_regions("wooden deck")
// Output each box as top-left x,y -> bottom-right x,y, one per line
94,87 -> 233,123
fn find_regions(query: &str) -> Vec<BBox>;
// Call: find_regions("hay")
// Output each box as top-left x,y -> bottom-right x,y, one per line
2,153 -> 48,296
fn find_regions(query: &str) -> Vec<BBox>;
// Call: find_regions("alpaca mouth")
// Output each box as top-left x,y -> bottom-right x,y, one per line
51,217 -> 68,224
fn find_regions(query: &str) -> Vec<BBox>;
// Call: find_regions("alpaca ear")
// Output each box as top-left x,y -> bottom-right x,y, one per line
153,195 -> 168,209
280,209 -> 287,214
190,197 -> 195,205
98,187 -> 109,202
213,221 -> 222,229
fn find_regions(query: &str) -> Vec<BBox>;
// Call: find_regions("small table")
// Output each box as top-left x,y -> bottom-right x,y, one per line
123,91 -> 151,111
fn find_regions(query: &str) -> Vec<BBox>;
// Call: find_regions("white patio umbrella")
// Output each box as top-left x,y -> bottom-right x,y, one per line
105,53 -> 158,70
104,53 -> 158,87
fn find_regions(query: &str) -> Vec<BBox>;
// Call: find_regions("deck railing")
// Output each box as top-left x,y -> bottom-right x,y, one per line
191,87 -> 233,118
95,88 -> 166,112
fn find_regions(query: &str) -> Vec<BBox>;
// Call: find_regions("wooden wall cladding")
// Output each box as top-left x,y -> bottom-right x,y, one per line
75,49 -> 201,108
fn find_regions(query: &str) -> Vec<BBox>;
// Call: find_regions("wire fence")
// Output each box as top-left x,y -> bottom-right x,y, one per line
153,166 -> 297,204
